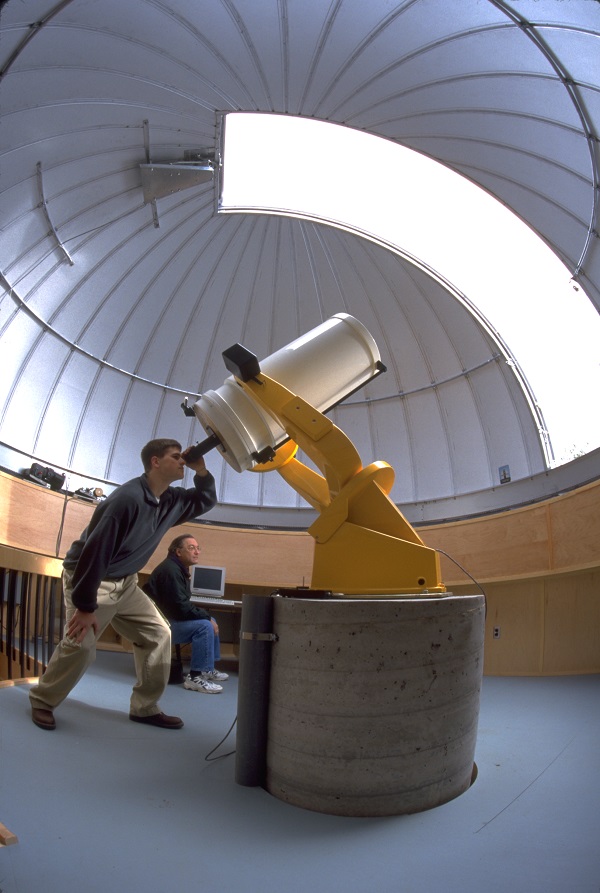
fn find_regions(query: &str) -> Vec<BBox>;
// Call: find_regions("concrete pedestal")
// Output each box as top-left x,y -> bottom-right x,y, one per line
265,594 -> 485,816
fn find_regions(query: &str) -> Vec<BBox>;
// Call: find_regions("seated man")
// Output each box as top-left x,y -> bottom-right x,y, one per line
145,534 -> 228,694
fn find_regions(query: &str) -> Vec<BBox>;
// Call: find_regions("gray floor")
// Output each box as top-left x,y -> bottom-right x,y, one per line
1,652 -> 599,893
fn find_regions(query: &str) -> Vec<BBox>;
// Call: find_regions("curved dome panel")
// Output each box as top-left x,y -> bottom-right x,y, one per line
0,206 -> 547,516
1,0 -> 598,527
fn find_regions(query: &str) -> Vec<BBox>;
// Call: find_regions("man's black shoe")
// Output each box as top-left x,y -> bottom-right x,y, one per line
129,711 -> 184,729
31,707 -> 56,730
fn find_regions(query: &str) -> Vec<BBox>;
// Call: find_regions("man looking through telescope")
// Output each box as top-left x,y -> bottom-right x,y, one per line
29,438 -> 217,731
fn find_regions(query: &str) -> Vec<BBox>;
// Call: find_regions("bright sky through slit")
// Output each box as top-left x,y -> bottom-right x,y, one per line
220,113 -> 600,466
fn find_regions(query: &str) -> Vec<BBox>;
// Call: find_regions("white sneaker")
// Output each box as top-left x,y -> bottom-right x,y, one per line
183,674 -> 222,694
202,669 -> 229,682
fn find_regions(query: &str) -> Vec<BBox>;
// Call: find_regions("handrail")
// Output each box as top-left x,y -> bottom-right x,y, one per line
0,564 -> 64,681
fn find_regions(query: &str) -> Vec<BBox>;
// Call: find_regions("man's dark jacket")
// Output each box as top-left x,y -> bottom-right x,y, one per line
63,472 -> 216,612
145,554 -> 210,622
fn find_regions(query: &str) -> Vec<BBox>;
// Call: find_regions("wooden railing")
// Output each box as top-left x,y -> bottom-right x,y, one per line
0,548 -> 64,681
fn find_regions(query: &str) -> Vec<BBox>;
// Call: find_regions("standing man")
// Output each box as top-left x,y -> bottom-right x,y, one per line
29,438 -> 217,731
145,534 -> 228,694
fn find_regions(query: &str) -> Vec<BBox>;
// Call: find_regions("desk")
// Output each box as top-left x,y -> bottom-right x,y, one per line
191,597 -> 242,609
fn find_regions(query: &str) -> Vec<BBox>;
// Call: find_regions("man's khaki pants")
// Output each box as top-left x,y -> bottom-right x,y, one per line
29,570 -> 171,718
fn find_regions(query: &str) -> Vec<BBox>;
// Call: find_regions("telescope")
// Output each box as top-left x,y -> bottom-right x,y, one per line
185,312 -> 445,596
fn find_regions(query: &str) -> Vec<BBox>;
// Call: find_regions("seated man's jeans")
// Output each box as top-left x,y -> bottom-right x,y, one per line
170,618 -> 220,673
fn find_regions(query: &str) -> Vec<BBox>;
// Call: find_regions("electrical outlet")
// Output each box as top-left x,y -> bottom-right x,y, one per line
493,626 -> 501,639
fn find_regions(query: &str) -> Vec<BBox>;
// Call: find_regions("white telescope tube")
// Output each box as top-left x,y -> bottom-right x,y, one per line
193,313 -> 382,473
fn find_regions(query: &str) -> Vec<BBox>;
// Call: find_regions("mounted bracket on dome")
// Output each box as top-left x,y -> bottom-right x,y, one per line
141,119 -> 216,225
190,313 -> 445,597
140,160 -> 214,203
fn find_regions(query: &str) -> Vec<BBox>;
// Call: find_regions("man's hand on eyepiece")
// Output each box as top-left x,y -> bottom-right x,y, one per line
181,447 -> 209,476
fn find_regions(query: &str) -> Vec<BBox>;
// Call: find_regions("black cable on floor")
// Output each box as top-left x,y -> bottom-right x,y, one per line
204,715 -> 237,762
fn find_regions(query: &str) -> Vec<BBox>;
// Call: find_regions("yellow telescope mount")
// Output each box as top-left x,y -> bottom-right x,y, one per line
223,349 -> 445,597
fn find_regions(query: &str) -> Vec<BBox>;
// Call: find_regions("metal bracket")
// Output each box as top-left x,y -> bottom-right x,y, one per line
143,119 -> 160,227
240,632 -> 278,642
36,162 -> 74,265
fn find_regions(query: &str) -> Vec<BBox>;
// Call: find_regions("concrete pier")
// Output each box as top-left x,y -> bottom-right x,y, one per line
265,594 -> 485,816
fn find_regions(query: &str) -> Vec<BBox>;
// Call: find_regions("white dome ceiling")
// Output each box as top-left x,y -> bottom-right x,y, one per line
1,0 -> 599,527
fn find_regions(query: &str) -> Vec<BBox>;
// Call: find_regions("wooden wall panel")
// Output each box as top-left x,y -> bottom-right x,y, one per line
147,522 -> 315,589
3,470 -> 600,584
543,571 -> 600,674
2,469 -> 600,675
0,473 -> 95,560
58,498 -> 98,558
0,474 -> 64,557
426,505 -> 551,585
549,484 -> 600,571
0,471 -> 315,588
482,580 -> 545,675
